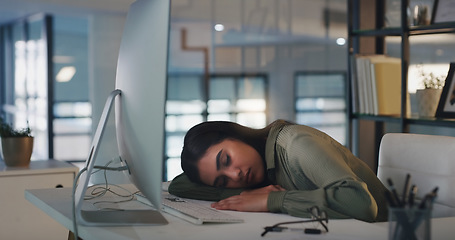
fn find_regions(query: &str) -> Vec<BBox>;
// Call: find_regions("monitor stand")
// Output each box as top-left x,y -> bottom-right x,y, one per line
80,210 -> 167,225
73,90 -> 168,226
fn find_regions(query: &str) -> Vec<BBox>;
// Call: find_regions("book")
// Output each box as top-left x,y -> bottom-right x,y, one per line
364,55 -> 388,114
355,56 -> 368,113
350,55 -> 359,113
370,57 -> 401,115
353,55 -> 402,115
354,55 -> 387,114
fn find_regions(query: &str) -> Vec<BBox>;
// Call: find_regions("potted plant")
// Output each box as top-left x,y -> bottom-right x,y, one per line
415,67 -> 445,117
0,117 -> 34,167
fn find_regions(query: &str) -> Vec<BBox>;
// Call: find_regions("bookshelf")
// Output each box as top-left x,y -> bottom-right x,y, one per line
347,0 -> 455,171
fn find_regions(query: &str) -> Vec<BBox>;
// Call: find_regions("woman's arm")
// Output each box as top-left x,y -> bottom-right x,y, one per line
168,173 -> 243,201
210,177 -> 376,221
267,179 -> 378,222
269,131 -> 379,222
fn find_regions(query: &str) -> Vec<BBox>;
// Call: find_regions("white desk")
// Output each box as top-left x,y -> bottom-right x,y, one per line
25,187 -> 455,240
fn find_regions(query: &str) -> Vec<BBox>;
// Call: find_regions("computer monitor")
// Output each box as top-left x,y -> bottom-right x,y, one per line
74,0 -> 170,226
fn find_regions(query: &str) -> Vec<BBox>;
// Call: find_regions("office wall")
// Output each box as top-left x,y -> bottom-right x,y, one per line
168,23 -> 348,122
168,0 -> 348,122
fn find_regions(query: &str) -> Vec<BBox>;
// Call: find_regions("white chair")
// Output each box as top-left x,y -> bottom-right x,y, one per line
377,133 -> 455,218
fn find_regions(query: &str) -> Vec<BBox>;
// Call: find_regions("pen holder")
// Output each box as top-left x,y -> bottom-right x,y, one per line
388,207 -> 431,240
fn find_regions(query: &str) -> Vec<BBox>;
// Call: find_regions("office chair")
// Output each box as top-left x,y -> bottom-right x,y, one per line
377,133 -> 455,218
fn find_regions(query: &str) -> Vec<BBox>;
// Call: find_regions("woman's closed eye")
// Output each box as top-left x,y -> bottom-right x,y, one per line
216,150 -> 231,170
222,154 -> 231,168
214,175 -> 228,188
214,151 -> 231,187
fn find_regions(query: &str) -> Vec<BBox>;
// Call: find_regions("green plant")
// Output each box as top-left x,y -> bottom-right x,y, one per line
0,117 -> 32,138
417,65 -> 445,90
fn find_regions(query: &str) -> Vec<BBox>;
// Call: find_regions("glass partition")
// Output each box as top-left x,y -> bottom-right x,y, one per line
165,73 -> 267,180
295,72 -> 346,145
1,14 -> 51,160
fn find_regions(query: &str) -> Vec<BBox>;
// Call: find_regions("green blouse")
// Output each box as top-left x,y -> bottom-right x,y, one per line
168,120 -> 389,222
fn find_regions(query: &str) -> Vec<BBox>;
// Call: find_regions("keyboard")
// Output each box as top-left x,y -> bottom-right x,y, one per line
136,192 -> 244,225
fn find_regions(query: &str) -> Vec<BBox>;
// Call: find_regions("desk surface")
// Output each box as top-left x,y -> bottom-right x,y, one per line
0,159 -> 78,176
25,187 -> 455,240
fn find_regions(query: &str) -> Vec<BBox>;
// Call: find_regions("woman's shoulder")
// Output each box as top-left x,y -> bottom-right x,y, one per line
271,121 -> 324,140
266,120 -> 337,158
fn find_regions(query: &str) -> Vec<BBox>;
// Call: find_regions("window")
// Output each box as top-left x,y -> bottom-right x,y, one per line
295,72 -> 346,145
52,15 -> 91,161
165,73 -> 268,180
1,14 -> 91,162
0,14 -> 52,160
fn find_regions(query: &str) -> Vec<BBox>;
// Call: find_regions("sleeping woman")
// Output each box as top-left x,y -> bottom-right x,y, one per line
168,120 -> 389,222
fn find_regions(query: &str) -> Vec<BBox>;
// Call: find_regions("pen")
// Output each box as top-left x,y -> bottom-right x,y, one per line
419,186 -> 439,209
408,185 -> 417,207
431,186 -> 439,195
402,174 -> 411,205
387,178 -> 402,207
419,194 -> 430,209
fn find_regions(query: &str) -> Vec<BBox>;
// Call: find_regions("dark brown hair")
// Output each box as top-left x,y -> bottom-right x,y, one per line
180,121 -> 270,185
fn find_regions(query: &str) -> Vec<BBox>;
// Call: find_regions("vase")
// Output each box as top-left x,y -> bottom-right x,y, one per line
416,89 -> 442,117
1,136 -> 34,167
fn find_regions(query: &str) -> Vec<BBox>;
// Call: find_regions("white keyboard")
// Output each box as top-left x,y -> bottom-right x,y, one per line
136,192 -> 244,225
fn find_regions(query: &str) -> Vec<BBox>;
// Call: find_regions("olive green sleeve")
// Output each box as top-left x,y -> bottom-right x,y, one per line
168,173 -> 244,201
267,181 -> 375,221
268,128 -> 380,222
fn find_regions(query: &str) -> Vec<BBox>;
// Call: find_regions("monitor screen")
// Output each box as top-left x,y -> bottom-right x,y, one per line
74,0 -> 170,226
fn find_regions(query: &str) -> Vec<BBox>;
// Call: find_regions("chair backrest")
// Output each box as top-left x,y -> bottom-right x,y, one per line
377,133 -> 455,218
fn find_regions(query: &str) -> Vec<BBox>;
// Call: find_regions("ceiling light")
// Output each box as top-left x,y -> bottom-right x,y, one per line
214,24 -> 224,32
336,38 -> 346,46
56,66 -> 76,82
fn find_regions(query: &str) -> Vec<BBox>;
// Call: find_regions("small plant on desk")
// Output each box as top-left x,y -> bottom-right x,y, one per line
0,117 -> 34,167
0,117 -> 32,138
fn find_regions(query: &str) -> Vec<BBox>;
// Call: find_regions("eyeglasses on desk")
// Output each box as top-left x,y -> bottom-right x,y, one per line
261,206 -> 328,237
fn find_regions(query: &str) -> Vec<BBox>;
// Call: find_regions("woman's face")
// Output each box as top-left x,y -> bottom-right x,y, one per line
197,139 -> 265,188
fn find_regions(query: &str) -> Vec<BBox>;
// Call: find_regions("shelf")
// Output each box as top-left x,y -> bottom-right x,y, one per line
351,23 -> 455,37
405,116 -> 455,127
351,28 -> 401,37
351,114 -> 402,122
351,114 -> 455,127
347,0 -> 455,166
409,23 -> 455,35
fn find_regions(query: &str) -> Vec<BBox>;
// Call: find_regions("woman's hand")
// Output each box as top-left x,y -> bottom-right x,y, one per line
211,185 -> 285,212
